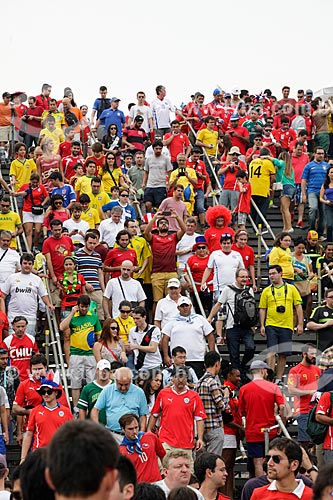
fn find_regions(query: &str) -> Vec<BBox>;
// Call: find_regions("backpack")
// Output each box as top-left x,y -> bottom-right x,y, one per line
306,392 -> 333,444
65,110 -> 78,127
228,285 -> 258,328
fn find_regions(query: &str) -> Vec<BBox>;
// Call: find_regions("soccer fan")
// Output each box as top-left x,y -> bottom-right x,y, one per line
203,205 -> 234,252
77,359 -> 112,424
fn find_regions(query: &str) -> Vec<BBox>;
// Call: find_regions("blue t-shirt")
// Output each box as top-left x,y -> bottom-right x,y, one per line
94,383 -> 148,431
102,201 -> 136,220
99,109 -> 126,137
51,185 -> 76,207
301,160 -> 329,194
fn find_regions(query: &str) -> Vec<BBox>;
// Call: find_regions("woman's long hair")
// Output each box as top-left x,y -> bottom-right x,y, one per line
279,151 -> 292,179
99,317 -> 120,344
323,166 -> 333,189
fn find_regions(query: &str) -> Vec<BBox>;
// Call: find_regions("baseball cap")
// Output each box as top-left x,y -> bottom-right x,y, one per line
134,115 -> 144,122
232,88 -> 240,95
178,296 -> 192,306
230,113 -> 239,121
111,97 -> 121,102
229,146 -> 241,155
307,230 -> 318,240
306,89 -> 313,96
97,359 -> 111,371
2,92 -> 11,99
167,278 -> 180,288
224,93 -> 231,98
213,88 -> 222,96
249,360 -> 269,371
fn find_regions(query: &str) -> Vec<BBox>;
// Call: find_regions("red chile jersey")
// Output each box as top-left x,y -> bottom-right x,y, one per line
27,402 -> 73,449
186,158 -> 209,190
3,334 -> 39,382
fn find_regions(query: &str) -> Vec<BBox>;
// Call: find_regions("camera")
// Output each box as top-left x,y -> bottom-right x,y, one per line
162,211 -> 171,216
276,305 -> 285,313
178,168 -> 186,177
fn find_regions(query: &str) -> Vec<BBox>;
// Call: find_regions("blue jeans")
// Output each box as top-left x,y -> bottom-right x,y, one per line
226,326 -> 255,373
194,189 -> 205,214
325,204 -> 333,242
308,192 -> 326,236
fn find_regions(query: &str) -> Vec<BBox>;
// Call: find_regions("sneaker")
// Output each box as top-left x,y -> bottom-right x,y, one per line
319,236 -> 327,242
286,228 -> 294,233
296,221 -> 304,228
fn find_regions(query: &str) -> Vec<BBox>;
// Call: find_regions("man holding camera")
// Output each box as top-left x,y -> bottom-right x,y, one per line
218,146 -> 247,212
259,265 -> 303,386
168,154 -> 198,215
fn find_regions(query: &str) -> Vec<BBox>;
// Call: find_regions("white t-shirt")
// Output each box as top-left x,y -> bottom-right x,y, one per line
218,283 -> 254,330
154,480 -> 204,500
207,250 -> 244,291
99,220 -> 124,247
2,272 -> 47,320
63,218 -> 90,245
103,277 -> 146,317
145,145 -> 170,160
154,295 -> 179,329
0,248 -> 21,288
162,315 -> 213,361
129,104 -> 152,133
0,491 -> 10,499
128,324 -> 162,369
150,97 -> 176,129
176,232 -> 199,270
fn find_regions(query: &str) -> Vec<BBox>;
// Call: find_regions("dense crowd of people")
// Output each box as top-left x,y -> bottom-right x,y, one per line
0,83 -> 333,499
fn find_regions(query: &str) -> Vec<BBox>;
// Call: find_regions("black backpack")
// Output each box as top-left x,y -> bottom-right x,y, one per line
306,392 -> 333,444
228,285 -> 258,328
65,110 -> 78,127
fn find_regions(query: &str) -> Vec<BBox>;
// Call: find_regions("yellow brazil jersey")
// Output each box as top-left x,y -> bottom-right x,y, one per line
41,110 -> 66,129
259,283 -> 302,331
0,211 -> 22,249
130,236 -> 152,282
81,207 -> 100,228
115,315 -> 136,343
9,159 -> 36,191
169,168 -> 197,215
75,175 -> 95,195
196,128 -> 218,156
249,158 -> 275,197
98,167 -> 123,195
39,128 -> 65,153
89,191 -> 110,217
69,311 -> 102,355
269,247 -> 294,280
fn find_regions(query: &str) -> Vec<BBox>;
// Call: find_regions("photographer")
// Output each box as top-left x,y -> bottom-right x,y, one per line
168,153 -> 198,215
259,264 -> 303,387
217,146 -> 247,211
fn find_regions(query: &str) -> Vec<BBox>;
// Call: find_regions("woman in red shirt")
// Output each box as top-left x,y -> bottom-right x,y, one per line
42,194 -> 70,237
14,172 -> 49,253
185,236 -> 213,315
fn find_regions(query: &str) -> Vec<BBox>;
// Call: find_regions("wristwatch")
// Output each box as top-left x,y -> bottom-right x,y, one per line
306,466 -> 318,473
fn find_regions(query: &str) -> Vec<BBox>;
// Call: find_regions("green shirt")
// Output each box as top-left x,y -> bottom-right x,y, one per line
77,380 -> 112,424
273,158 -> 295,186
69,311 -> 102,356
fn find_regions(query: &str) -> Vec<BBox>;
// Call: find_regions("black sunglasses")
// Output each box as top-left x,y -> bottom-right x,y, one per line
265,454 -> 282,464
120,310 -> 131,313
40,389 -> 54,396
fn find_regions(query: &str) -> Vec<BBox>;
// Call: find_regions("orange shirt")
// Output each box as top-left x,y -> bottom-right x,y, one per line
0,103 -> 11,126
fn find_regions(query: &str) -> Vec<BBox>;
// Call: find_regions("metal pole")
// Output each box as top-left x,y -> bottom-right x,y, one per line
9,196 -> 23,254
248,215 -> 268,251
257,223 -> 262,290
275,414 -> 291,438
317,260 -> 322,305
186,265 -> 206,318
250,198 -> 275,240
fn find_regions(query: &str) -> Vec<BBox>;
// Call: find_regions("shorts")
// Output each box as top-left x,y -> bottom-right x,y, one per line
49,282 -> 62,308
266,325 -> 292,356
0,435 -> 5,455
294,184 -> 302,204
223,433 -> 237,449
247,441 -> 265,459
151,272 -> 178,302
22,211 -> 44,224
297,413 -> 311,442
0,125 -> 17,142
16,196 -> 24,209
143,187 -> 167,207
203,427 -> 224,454
237,212 -> 247,226
281,184 -> 296,200
69,354 -> 97,389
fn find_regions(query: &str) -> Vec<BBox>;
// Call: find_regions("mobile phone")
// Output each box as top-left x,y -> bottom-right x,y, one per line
162,211 -> 171,216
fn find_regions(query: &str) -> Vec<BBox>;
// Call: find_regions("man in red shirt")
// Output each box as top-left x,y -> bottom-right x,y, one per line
147,366 -> 206,466
119,413 -> 166,483
195,452 -> 228,500
42,219 -> 74,316
226,114 -> 249,156
316,390 -> 333,463
62,141 -> 84,182
272,117 -> 297,151
2,316 -> 39,382
163,120 -> 191,167
250,437 -> 313,500
238,360 -> 285,477
144,210 -> 186,303
20,372 -> 72,460
277,86 -> 296,117
35,83 -> 52,111
287,344 -> 320,447
103,229 -> 138,278
22,96 -> 43,149
58,127 -> 75,158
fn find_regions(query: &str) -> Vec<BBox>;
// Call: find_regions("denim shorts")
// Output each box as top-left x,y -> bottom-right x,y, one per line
282,184 -> 296,200
266,325 -> 292,355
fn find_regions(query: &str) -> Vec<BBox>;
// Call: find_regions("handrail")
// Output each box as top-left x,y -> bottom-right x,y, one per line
185,265 -> 206,318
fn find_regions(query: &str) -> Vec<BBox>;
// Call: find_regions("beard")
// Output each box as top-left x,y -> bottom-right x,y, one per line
305,355 -> 316,365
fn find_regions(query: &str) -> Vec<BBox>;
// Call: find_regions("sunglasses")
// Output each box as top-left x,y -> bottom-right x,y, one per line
197,245 -> 207,249
40,388 -> 54,396
54,201 -> 63,205
120,310 -> 131,314
120,194 -> 129,197
265,454 -> 282,464
110,326 -> 119,331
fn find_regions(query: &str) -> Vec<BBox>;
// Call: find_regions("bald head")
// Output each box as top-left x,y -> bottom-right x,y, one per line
115,367 -> 132,393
